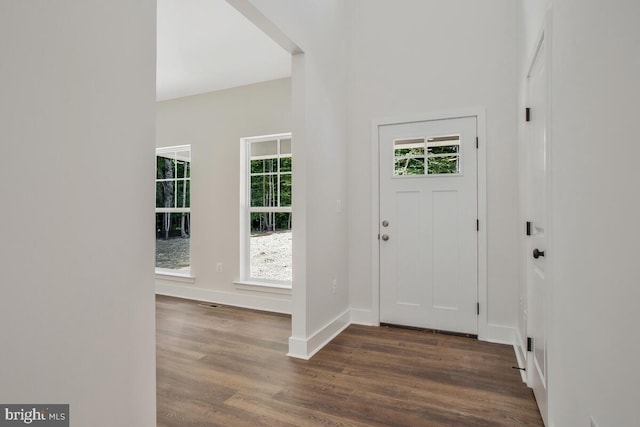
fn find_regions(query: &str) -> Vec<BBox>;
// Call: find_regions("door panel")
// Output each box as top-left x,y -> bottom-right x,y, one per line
432,190 -> 460,310
379,117 -> 478,334
395,191 -> 424,305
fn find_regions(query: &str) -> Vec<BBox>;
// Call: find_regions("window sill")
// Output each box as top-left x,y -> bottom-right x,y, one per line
234,280 -> 292,295
155,270 -> 196,284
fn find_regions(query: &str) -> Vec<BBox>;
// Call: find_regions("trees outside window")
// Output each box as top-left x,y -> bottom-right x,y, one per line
156,145 -> 191,273
241,134 -> 292,285
393,135 -> 461,176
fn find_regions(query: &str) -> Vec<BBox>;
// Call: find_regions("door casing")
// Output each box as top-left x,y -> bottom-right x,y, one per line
371,109 -> 489,340
521,11 -> 553,425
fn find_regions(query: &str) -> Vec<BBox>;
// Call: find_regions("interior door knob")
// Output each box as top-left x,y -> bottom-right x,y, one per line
381,234 -> 389,241
533,248 -> 545,259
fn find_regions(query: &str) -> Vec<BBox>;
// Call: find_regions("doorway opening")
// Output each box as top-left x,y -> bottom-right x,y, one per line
155,0 -> 305,349
371,110 -> 488,339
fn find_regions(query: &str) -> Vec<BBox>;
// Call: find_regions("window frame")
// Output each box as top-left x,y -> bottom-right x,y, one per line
155,144 -> 192,276
239,133 -> 293,289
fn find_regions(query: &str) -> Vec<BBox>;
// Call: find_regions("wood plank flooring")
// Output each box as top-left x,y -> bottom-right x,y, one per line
156,295 -> 542,426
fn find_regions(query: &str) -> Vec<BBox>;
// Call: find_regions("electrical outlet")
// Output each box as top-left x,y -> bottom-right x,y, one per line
332,279 -> 337,294
216,262 -> 223,273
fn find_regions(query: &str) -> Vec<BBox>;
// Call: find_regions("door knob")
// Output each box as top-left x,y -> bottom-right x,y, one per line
381,234 -> 389,241
533,248 -> 545,259
382,220 -> 389,227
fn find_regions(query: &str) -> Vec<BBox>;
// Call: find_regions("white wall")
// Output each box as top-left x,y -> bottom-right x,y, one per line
546,1 -> 640,426
347,0 -> 520,340
0,1 -> 156,426
155,78 -> 293,313
246,0 -> 352,357
244,0 -> 521,352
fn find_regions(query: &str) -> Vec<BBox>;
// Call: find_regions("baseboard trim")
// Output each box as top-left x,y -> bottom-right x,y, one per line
350,308 -> 378,326
287,309 -> 351,360
287,336 -> 308,359
480,324 -> 515,346
513,328 -> 528,383
156,281 -> 291,314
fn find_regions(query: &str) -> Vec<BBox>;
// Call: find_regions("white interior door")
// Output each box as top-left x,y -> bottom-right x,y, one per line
526,34 -> 549,425
379,117 -> 478,335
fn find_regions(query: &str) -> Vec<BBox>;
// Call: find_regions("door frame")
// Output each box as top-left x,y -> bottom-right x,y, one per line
521,10 -> 553,425
371,108 -> 489,340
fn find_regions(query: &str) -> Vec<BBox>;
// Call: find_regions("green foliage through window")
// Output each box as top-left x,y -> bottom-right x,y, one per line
155,146 -> 191,272
394,136 -> 460,176
249,138 -> 292,234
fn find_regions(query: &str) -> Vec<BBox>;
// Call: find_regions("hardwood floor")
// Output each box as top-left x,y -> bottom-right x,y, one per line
156,295 -> 542,426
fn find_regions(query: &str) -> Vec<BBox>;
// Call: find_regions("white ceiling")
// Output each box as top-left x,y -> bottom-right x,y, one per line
156,0 -> 291,101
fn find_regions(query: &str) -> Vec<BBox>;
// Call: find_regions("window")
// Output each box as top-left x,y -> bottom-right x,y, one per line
156,145 -> 191,274
240,134 -> 292,286
394,135 -> 461,176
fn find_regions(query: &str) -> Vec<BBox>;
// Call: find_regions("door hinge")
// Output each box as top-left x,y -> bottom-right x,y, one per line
476,219 -> 479,231
526,221 -> 532,236
525,107 -> 531,122
527,337 -> 533,352
477,303 -> 480,315
476,137 -> 479,149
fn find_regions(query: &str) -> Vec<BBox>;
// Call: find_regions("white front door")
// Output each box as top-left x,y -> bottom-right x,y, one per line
525,32 -> 549,425
379,117 -> 478,334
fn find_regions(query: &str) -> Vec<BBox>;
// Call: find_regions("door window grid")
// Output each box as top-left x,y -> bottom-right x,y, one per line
394,135 -> 461,176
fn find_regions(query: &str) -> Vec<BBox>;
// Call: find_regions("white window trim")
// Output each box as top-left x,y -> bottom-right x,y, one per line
239,133 -> 292,289
155,269 -> 195,283
232,280 -> 292,295
155,144 -> 192,275
157,144 -> 191,159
